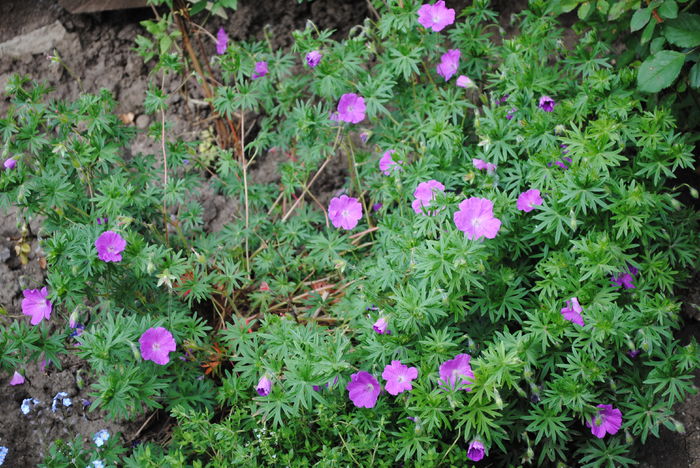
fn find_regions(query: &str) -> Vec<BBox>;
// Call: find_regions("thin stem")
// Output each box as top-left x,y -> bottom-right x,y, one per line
241,112 -> 250,277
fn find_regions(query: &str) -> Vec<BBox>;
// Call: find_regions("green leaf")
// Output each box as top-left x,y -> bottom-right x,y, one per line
650,36 -> 666,54
637,50 -> 687,92
607,2 -> 626,20
658,1 -> 678,19
631,7 -> 651,32
641,19 -> 657,44
559,0 -> 580,13
664,13 -> 700,47
578,2 -> 592,20
690,62 -> 700,89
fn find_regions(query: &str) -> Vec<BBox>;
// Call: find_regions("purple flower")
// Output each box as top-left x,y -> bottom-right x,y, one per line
359,132 -> 370,143
417,1 -> 455,32
472,158 -> 496,173
627,349 -> 641,358
438,353 -> 474,391
21,287 -> 52,326
379,149 -> 402,175
9,371 -> 25,386
139,327 -> 176,365
257,375 -> 272,396
499,94 -> 510,105
587,404 -> 622,438
328,195 -> 363,230
3,158 -> 16,170
305,50 -> 322,68
538,95 -> 556,112
372,203 -> 383,212
382,360 -> 418,396
346,371 -> 381,408
252,61 -> 268,80
373,317 -> 390,335
516,189 -> 543,212
312,385 -> 321,392
436,49 -> 460,81
411,180 -> 445,215
560,143 -> 569,154
560,297 -> 584,326
456,75 -> 474,88
216,28 -> 228,55
453,197 -> 502,240
336,93 -> 366,124
96,217 -> 108,225
467,440 -> 485,461
611,265 -> 638,289
95,230 -> 126,263
506,107 -> 517,120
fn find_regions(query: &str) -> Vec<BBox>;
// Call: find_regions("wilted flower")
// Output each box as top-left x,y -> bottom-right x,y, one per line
611,264 -> 638,289
139,327 -> 177,365
379,149 -> 402,175
417,1 -> 455,32
328,195 -> 363,230
216,28 -> 228,55
538,95 -> 556,112
436,49 -> 460,81
373,317 -> 390,335
516,189 -> 543,212
467,440 -> 485,461
93,429 -> 110,447
561,297 -> 584,326
3,158 -> 16,170
336,93 -> 366,124
454,197 -> 502,240
382,360 -> 418,396
412,180 -> 445,215
95,230 -> 126,263
9,371 -> 25,386
438,353 -> 474,391
587,404 -> 622,438
257,375 -> 272,396
21,287 -> 52,326
305,50 -> 322,68
346,371 -> 381,408
252,61 -> 268,80
456,75 -> 474,88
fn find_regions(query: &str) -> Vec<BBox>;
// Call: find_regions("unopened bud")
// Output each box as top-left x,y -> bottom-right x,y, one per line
690,187 -> 698,199
671,418 -> 686,434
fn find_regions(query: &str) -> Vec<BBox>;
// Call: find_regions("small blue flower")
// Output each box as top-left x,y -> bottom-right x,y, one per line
89,460 -> 105,468
20,398 -> 40,415
0,446 -> 8,465
93,429 -> 110,447
51,392 -> 69,412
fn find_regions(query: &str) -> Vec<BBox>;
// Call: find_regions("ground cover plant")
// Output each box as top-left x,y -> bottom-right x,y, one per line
0,0 -> 699,466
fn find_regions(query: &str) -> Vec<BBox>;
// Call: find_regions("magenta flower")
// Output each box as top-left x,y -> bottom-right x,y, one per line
328,195 -> 363,230
95,230 -> 126,263
305,50 -> 322,68
456,75 -> 474,88
411,180 -> 445,215
257,375 -> 272,396
453,197 -> 502,240
3,158 -> 16,170
22,287 -> 52,326
382,360 -> 418,396
611,265 -> 638,289
373,317 -> 390,335
379,149 -> 402,176
560,297 -> 584,326
139,327 -> 176,365
9,371 -> 25,386
436,49 -> 460,81
438,353 -> 474,391
417,1 -> 455,32
467,440 -> 485,462
539,95 -> 556,112
587,404 -> 622,438
472,158 -> 496,173
216,28 -> 228,55
252,61 -> 268,80
346,371 -> 381,408
517,189 -> 543,212
336,93 -> 366,124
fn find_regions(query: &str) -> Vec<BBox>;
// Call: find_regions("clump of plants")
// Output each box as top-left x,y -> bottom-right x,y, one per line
1,0 -> 698,466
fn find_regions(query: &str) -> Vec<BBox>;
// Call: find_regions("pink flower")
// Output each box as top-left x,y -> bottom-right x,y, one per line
539,95 -> 556,112
560,297 -> 584,326
516,189 -> 543,212
21,287 -> 52,326
373,317 -> 390,335
417,1 -> 455,32
472,158 -> 496,173
216,28 -> 228,55
587,404 -> 622,438
9,371 -> 25,386
328,195 -> 363,230
252,61 -> 268,80
346,371 -> 381,408
336,93 -> 366,124
467,440 -> 485,461
411,180 -> 445,215
139,327 -> 176,365
453,197 -> 502,240
306,50 -> 322,68
382,360 -> 418,396
257,375 -> 272,396
436,49 -> 460,81
379,149 -> 402,175
456,75 -> 474,88
95,230 -> 126,263
438,353 -> 474,391
3,158 -> 16,170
